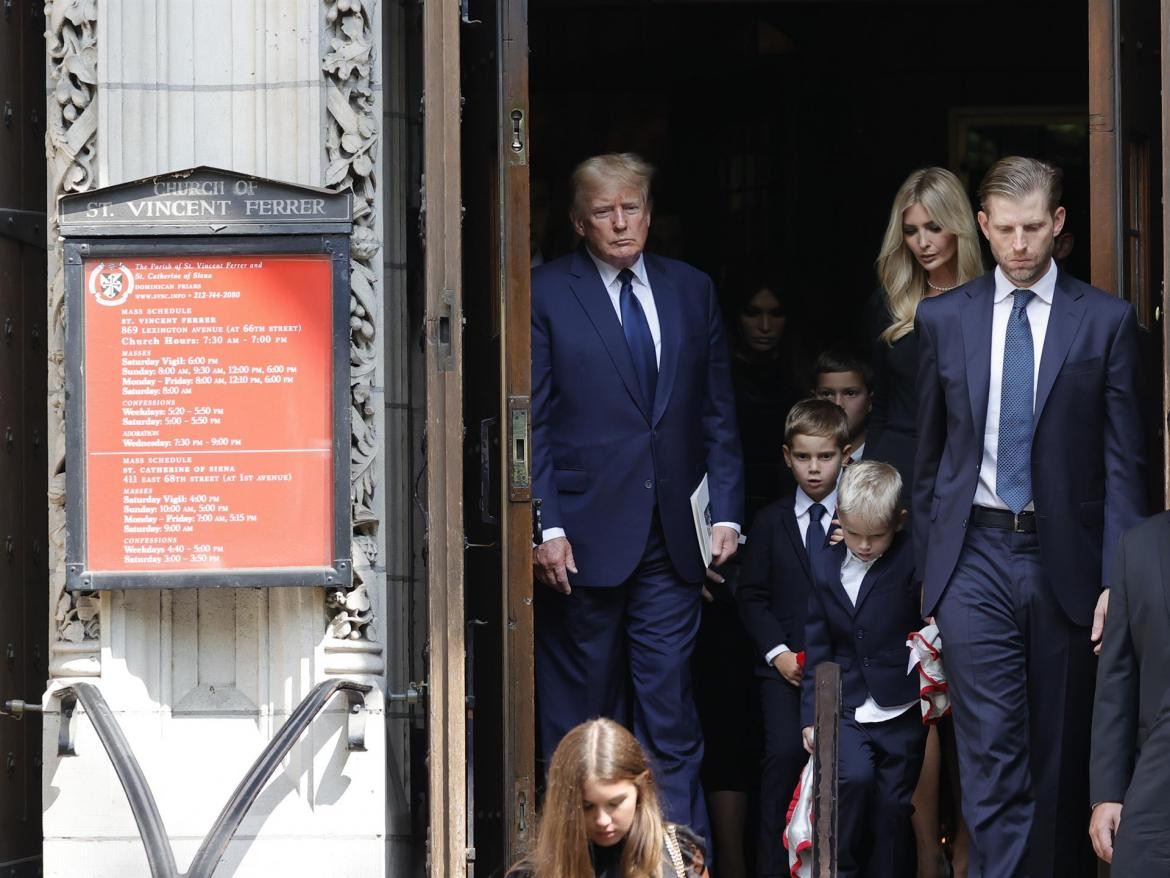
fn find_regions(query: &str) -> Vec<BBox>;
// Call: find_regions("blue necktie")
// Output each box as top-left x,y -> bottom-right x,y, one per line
618,268 -> 657,408
806,502 -> 826,574
996,289 -> 1036,514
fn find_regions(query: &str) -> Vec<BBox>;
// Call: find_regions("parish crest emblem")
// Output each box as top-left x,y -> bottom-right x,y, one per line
88,261 -> 135,306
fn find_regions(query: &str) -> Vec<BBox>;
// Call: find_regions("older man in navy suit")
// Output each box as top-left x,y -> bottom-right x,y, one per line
531,153 -> 743,844
914,156 -> 1146,877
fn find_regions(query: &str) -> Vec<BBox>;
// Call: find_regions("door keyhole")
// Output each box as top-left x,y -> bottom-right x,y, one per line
510,110 -> 524,153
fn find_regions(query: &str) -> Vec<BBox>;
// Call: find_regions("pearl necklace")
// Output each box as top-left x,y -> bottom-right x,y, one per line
926,278 -> 958,292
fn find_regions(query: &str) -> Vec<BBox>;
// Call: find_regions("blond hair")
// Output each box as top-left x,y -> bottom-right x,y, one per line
978,155 -> 1063,214
570,153 -> 654,222
517,719 -> 666,878
876,167 -> 983,344
836,460 -> 902,528
784,398 -> 850,449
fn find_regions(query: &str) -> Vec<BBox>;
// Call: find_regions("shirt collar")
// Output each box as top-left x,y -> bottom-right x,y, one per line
993,259 -> 1057,305
795,486 -> 837,518
844,548 -> 878,570
586,248 -> 647,290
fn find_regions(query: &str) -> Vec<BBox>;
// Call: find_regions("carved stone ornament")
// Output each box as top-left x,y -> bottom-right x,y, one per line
323,0 -> 380,647
47,0 -> 101,672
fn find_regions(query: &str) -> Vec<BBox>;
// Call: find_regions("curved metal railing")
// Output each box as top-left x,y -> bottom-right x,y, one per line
52,678 -> 372,878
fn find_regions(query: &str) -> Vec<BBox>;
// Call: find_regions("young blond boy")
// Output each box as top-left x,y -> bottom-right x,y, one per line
799,461 -> 924,877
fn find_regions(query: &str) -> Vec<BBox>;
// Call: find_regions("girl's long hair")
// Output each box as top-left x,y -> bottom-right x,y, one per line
876,167 -> 983,344
522,719 -> 666,878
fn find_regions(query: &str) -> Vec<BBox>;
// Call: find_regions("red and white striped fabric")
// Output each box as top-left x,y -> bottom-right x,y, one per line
784,755 -> 814,878
907,623 -> 949,723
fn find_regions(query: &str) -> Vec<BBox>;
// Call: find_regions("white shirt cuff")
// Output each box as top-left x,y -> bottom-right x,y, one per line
712,521 -> 741,534
540,527 -> 566,543
765,644 -> 790,665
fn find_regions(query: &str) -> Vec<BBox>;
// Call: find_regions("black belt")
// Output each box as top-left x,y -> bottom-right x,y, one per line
970,505 -> 1037,533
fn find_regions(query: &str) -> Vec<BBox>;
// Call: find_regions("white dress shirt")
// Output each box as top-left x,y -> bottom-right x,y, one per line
973,260 -> 1057,511
764,487 -> 837,664
541,249 -> 737,544
850,442 -> 865,463
839,548 -> 917,724
586,249 -> 662,366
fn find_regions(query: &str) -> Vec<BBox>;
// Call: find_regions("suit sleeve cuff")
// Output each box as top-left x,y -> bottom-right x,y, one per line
765,644 -> 790,665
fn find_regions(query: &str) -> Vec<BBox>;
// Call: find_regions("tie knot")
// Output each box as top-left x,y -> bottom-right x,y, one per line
808,502 -> 825,522
618,268 -> 635,287
1012,289 -> 1035,313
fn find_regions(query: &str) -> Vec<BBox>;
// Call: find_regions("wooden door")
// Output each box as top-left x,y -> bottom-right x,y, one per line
0,2 -> 48,873
460,0 -> 535,873
1088,0 -> 1166,507
425,0 -> 533,873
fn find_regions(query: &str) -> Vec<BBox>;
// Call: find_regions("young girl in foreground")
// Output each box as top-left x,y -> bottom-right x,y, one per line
508,718 -> 709,878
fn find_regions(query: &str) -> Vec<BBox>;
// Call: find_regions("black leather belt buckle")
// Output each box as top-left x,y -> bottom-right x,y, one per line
970,505 -> 1037,533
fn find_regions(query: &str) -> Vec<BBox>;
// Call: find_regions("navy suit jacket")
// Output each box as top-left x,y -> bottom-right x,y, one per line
1090,512 -> 1170,805
913,270 -> 1146,624
531,246 -> 744,587
737,495 -> 817,675
800,533 -> 921,728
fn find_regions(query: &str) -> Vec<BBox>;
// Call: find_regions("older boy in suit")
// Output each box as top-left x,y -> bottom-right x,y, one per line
738,399 -> 851,876
801,461 -> 924,878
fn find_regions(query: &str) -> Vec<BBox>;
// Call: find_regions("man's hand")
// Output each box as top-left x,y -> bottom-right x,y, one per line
710,525 -> 739,565
1091,588 -> 1110,656
534,536 -> 577,594
801,726 -> 815,755
771,651 -> 803,687
1089,801 -> 1122,863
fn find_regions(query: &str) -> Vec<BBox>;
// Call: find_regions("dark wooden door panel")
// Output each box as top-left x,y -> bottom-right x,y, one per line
0,1 -> 48,870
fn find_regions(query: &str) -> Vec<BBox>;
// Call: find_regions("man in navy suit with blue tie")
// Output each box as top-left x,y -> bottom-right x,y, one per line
914,156 -> 1146,877
530,153 -> 743,844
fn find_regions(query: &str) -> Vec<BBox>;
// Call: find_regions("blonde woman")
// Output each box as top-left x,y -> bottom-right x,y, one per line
866,167 -> 983,498
508,719 -> 708,878
866,167 -> 981,878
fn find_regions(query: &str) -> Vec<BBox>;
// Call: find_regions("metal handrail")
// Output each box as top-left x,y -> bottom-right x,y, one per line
54,678 -> 372,877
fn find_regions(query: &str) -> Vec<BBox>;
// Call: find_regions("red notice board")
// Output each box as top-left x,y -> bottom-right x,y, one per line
80,254 -> 336,578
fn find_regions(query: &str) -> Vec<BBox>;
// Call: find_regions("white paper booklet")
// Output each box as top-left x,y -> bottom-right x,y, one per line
690,474 -> 713,567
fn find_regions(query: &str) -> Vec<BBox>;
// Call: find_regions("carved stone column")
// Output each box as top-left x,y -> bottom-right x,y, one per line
42,2 -> 389,874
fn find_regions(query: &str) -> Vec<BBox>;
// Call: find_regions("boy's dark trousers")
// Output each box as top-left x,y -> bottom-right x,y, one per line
836,708 -> 926,878
757,674 -> 806,876
737,496 -> 819,876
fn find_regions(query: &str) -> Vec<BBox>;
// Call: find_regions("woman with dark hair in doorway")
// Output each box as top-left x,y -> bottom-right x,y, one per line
868,167 -> 982,878
692,268 -> 805,878
726,268 -> 808,522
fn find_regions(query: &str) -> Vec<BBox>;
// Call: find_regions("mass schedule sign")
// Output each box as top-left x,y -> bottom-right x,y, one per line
61,166 -> 352,590
84,255 -> 333,572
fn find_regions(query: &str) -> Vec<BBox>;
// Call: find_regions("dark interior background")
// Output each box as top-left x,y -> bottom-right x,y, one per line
528,0 -> 1090,355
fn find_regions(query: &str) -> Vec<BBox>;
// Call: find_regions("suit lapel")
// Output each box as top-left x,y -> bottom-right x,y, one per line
645,254 -> 680,425
567,247 -> 650,420
960,275 -> 995,443
1034,272 -> 1086,427
779,501 -> 811,580
853,554 -> 889,615
820,541 -> 854,617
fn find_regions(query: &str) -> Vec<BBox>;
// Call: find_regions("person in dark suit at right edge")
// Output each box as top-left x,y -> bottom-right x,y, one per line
1089,511 -> 1170,875
914,156 -> 1146,877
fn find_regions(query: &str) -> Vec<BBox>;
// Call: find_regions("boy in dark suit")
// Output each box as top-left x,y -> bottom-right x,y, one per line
800,460 -> 924,878
737,398 -> 850,877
